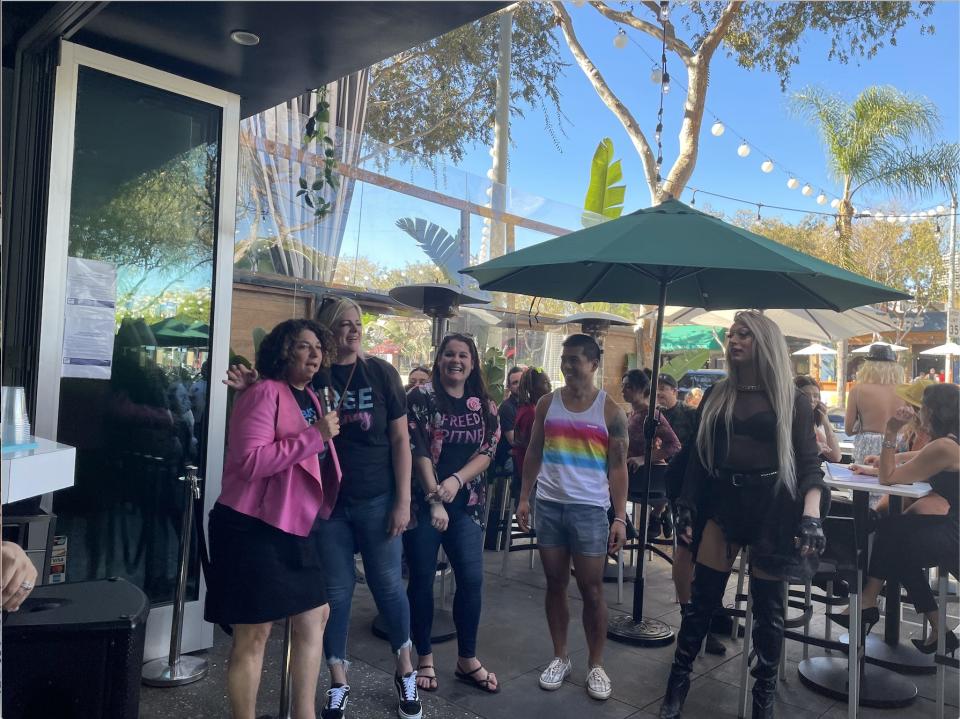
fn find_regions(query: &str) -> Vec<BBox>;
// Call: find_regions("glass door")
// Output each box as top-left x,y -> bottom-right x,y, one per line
35,42 -> 239,659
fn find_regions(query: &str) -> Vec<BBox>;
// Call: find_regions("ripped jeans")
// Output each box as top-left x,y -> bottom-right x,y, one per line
315,492 -> 411,665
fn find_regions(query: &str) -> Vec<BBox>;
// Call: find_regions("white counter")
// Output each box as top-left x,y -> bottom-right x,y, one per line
1,436 -> 76,504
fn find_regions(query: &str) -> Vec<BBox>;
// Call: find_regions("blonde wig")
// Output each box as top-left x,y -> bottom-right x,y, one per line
696,311 -> 799,498
856,359 -> 904,386
316,296 -> 365,360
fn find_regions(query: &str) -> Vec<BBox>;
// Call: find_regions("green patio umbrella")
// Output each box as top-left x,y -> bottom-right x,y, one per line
150,318 -> 210,348
461,198 -> 910,646
661,325 -> 725,352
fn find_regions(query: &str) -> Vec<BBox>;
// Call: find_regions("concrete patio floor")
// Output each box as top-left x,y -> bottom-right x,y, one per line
140,547 -> 958,718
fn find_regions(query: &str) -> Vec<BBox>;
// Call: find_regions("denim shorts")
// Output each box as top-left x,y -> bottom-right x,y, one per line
534,498 -> 609,556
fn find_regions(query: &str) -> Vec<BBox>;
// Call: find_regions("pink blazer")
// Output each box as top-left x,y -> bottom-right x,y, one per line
218,379 -> 342,536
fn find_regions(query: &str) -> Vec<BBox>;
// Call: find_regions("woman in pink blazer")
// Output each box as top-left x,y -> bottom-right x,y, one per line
206,319 -> 341,719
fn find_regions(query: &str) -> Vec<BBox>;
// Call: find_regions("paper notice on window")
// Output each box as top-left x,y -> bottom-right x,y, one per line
62,257 -> 117,379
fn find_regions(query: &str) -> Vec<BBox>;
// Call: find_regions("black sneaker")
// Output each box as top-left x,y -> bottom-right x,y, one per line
395,671 -> 422,719
321,684 -> 349,719
705,632 -> 727,656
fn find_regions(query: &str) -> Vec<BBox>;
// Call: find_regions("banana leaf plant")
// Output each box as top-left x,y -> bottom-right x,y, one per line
582,137 -> 626,228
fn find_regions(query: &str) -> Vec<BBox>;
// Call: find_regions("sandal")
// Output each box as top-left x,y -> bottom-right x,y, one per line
416,664 -> 438,692
455,663 -> 499,694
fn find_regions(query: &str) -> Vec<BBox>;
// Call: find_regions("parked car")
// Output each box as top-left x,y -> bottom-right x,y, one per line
677,369 -> 726,401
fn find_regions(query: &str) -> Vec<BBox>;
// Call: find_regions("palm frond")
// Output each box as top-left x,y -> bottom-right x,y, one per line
395,217 -> 464,282
856,143 -> 960,198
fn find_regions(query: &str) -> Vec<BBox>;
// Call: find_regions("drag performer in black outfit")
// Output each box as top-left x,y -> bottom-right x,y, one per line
660,311 -> 828,719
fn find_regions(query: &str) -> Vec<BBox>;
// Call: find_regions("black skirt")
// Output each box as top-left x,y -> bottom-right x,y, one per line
204,503 -> 328,625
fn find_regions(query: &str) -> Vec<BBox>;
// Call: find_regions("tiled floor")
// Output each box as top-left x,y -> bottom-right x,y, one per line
140,549 -> 958,718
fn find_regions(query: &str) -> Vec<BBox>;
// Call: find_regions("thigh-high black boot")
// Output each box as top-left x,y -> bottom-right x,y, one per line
660,564 -> 730,718
749,577 -> 785,719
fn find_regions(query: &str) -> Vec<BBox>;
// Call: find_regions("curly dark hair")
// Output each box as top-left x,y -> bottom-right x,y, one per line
431,333 -> 494,427
256,319 -> 335,381
921,383 -> 959,440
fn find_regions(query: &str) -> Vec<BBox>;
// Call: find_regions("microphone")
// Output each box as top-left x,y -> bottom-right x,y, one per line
313,368 -> 334,414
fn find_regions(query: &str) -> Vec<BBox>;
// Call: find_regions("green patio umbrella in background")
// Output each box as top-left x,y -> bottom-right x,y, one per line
461,198 -> 911,646
661,325 -> 725,353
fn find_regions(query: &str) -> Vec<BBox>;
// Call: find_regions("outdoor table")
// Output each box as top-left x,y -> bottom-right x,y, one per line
798,463 -> 928,711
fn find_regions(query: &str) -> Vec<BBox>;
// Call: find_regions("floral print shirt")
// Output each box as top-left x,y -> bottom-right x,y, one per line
407,382 -> 500,529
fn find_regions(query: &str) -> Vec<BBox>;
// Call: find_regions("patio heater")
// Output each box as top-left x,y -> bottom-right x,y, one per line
368,283 -> 491,644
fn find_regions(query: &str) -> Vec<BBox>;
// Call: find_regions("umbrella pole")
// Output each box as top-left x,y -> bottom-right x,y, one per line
608,279 -> 675,647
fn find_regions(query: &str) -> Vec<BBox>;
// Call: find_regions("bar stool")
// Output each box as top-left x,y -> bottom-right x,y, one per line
933,566 -> 958,719
499,484 -> 537,578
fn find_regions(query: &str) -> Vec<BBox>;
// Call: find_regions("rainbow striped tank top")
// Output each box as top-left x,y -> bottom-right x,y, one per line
536,388 -> 610,509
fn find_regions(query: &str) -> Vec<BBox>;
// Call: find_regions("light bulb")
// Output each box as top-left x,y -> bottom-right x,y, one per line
613,29 -> 628,49
830,198 -> 840,209
655,131 -> 661,143
761,160 -> 774,173
659,1 -> 670,22
926,209 -> 937,216
886,216 -> 896,223
874,214 -> 885,221
485,169 -> 496,180
936,204 -> 946,213
898,216 -> 908,223
909,212 -> 918,220
801,184 -> 812,196
650,66 -> 663,84
860,210 -> 872,217
816,193 -> 827,205
661,73 -> 671,94
711,122 -> 724,137
485,186 -> 494,196
488,147 -> 496,157
737,143 -> 750,158
787,178 -> 799,190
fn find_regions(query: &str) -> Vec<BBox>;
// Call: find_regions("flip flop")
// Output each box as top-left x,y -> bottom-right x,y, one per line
454,664 -> 499,694
416,664 -> 438,692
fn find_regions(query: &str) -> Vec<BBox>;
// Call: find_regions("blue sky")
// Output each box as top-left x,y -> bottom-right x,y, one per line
459,1 -> 960,222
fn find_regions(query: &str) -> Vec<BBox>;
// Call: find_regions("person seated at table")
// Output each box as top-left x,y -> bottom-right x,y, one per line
511,367 -> 552,509
845,345 -> 906,464
207,319 -> 341,719
840,383 -> 959,655
622,369 -> 680,538
794,376 -> 842,463
859,379 -> 948,517
660,312 -> 827,719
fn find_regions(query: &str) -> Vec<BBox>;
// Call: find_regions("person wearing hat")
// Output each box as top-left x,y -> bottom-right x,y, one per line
844,344 -> 906,465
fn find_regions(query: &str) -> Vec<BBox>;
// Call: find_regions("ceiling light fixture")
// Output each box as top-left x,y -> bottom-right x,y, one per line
230,30 -> 260,46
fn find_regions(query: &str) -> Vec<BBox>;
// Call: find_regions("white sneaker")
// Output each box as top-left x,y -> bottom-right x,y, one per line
585,666 -> 611,700
539,657 -> 572,690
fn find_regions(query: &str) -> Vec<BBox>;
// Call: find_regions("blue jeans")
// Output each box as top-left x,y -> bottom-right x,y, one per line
403,503 -> 484,658
315,492 -> 411,663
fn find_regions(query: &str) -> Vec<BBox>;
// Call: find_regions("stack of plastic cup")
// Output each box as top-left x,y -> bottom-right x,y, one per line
1,386 -> 31,446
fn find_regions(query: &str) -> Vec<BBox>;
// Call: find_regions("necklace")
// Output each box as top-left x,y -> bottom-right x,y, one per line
736,384 -> 763,392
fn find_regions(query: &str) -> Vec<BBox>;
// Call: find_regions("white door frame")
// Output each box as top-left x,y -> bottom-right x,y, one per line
36,40 -> 239,660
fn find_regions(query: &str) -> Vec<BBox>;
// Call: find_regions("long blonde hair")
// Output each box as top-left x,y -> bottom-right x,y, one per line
696,311 -> 798,498
315,296 -> 364,360
856,359 -> 904,385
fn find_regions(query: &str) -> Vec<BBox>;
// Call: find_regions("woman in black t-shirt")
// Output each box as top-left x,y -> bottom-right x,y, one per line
405,333 -> 501,694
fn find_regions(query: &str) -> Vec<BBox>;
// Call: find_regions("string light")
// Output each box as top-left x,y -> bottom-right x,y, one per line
571,0 -> 587,6
787,178 -> 799,190
661,71 -> 671,94
937,204 -> 946,213
801,184 -> 813,197
659,0 -> 670,22
613,28 -> 628,49
830,198 -> 840,209
650,65 -> 663,84
737,143 -> 751,158
816,192 -> 827,205
652,7 -> 669,187
711,121 -> 725,137
761,160 -> 774,173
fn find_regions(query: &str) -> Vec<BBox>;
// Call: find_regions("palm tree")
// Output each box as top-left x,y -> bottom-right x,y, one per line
792,85 -> 959,269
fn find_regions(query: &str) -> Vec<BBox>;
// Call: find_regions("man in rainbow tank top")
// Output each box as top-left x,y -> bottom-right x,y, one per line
517,334 -> 629,701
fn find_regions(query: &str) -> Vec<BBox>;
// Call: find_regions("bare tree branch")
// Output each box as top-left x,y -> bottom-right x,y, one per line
551,1 -> 659,203
699,1 -> 744,58
589,1 -> 694,60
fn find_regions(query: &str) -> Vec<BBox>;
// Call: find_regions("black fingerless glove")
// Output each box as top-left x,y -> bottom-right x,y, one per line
798,515 -> 825,555
674,501 -> 695,546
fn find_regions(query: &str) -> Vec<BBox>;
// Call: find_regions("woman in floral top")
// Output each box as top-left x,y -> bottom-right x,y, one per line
405,333 -> 501,694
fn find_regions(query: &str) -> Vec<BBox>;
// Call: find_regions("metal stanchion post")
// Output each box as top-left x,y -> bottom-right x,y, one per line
143,466 -> 209,686
277,618 -> 294,719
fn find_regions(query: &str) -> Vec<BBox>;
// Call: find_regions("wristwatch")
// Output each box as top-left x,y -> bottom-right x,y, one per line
881,436 -> 897,450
